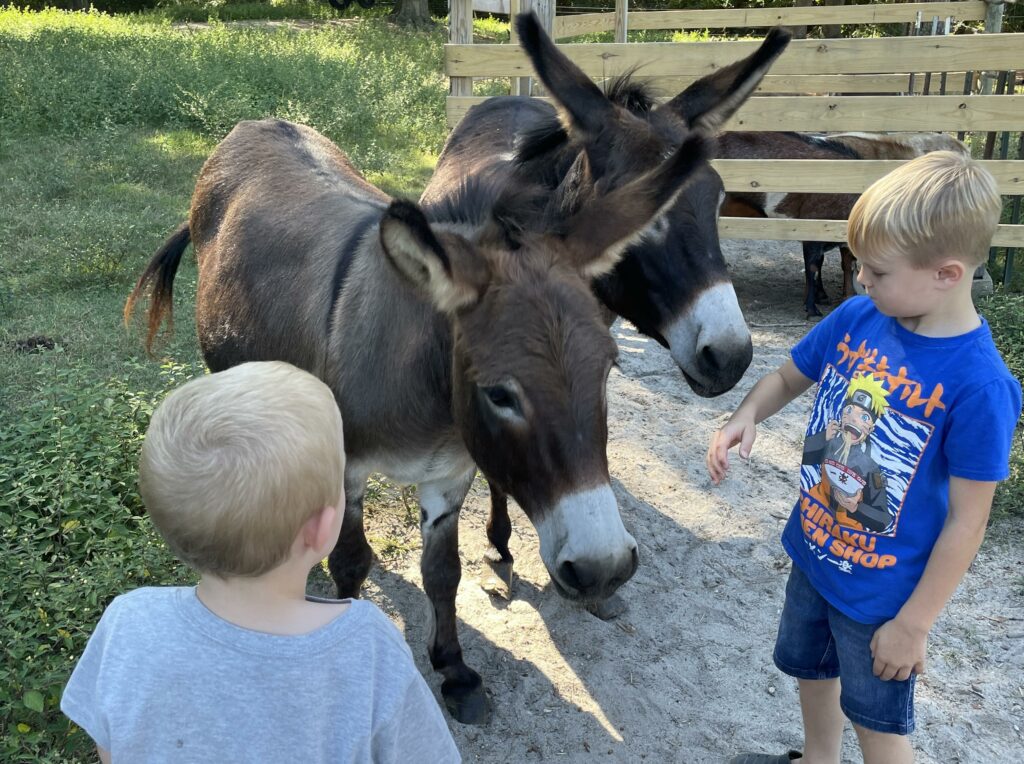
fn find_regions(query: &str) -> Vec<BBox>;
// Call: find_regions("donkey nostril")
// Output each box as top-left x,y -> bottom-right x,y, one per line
558,560 -> 585,592
699,344 -> 719,372
630,546 -> 640,573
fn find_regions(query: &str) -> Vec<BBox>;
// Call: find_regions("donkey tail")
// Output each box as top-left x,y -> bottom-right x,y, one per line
123,222 -> 191,354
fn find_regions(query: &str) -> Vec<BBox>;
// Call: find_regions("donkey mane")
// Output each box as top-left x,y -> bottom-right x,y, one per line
422,173 -> 551,245
513,72 -> 659,171
604,72 -> 658,115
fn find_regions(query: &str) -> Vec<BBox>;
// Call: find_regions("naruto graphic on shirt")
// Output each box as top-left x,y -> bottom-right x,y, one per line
802,374 -> 890,533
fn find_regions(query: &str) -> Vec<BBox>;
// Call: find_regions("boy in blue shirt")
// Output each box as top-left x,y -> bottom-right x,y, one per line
707,151 -> 1021,764
61,361 -> 460,764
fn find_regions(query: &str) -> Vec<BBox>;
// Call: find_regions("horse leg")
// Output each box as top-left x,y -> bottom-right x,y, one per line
801,241 -> 825,318
420,472 -> 491,725
481,480 -> 514,600
327,470 -> 374,599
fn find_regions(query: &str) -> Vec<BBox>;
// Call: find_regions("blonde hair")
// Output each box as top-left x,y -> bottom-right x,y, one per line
846,373 -> 889,419
847,150 -> 1002,267
140,361 -> 344,577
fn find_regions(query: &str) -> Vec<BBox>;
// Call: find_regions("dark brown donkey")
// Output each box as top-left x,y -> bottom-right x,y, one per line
719,130 -> 970,316
422,22 -> 791,600
124,17 -> 713,725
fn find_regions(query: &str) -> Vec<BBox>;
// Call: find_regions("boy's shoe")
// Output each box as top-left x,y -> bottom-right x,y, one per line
727,752 -> 802,764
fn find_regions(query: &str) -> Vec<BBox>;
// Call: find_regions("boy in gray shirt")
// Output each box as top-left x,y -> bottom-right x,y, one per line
61,361 -> 460,764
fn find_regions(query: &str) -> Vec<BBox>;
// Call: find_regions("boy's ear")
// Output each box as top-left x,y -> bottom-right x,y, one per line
935,259 -> 967,288
302,505 -> 339,555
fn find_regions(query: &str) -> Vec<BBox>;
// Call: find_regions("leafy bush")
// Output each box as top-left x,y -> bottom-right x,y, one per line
0,356 -> 201,761
979,291 -> 1024,518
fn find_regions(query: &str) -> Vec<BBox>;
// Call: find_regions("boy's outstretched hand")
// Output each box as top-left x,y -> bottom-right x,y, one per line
707,416 -> 756,484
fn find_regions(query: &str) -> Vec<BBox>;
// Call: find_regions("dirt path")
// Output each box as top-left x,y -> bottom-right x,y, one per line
328,240 -> 1024,763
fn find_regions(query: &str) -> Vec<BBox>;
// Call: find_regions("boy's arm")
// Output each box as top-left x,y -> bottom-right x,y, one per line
869,477 -> 995,681
707,358 -> 814,484
97,746 -> 111,764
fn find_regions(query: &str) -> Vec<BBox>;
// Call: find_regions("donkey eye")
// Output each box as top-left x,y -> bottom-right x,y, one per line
481,384 -> 520,413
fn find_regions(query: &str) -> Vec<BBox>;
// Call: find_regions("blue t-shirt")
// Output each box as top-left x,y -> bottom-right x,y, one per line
783,296 -> 1021,624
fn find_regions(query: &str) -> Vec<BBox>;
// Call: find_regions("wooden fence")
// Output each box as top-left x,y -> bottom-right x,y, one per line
445,0 -> 1024,285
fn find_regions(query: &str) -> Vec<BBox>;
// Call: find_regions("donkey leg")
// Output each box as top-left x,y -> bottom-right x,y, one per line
815,247 -> 831,304
481,480 -> 514,600
801,241 -> 825,318
840,245 -> 859,298
328,472 -> 374,599
420,473 -> 491,725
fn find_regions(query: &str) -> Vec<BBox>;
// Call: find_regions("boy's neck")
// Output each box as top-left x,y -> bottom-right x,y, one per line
196,563 -> 348,636
894,285 -> 981,338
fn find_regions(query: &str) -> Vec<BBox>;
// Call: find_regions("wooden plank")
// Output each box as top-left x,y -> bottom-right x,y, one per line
445,33 -> 1023,78
719,218 -> 1024,247
720,95 -> 1024,132
553,3 -> 988,38
446,94 -> 1024,132
637,72 -> 972,96
710,159 -> 1024,194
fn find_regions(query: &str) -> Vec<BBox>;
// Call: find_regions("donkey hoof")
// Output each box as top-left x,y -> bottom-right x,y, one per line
480,558 -> 513,600
442,678 -> 492,725
586,593 -> 628,621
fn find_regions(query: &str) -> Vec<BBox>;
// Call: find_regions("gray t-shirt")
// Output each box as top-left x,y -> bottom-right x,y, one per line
61,587 -> 460,763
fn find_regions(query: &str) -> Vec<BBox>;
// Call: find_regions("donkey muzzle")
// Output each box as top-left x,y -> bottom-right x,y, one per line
535,484 -> 639,602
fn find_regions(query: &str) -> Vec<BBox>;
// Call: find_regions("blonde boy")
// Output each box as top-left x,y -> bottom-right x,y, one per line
708,152 -> 1021,764
61,361 -> 460,764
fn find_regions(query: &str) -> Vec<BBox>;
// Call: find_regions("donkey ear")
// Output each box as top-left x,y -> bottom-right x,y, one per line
516,12 -> 613,138
379,200 -> 487,314
662,27 -> 791,134
561,134 -> 710,277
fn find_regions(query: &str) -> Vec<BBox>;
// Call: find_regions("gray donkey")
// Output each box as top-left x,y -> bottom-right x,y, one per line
125,14 -> 715,724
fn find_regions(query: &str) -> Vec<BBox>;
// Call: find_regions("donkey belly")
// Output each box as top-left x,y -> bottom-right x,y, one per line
350,431 -> 476,488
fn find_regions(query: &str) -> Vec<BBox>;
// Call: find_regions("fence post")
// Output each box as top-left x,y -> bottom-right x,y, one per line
615,0 -> 628,43
790,0 -> 813,39
980,0 -> 1007,285
532,0 -> 555,36
510,0 -> 533,96
981,0 -> 1004,95
450,0 -> 473,98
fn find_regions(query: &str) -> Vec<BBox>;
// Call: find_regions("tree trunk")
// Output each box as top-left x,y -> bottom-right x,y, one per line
390,0 -> 435,27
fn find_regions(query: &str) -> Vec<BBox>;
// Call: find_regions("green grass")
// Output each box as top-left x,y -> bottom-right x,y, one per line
0,9 -> 451,759
139,0 -> 347,23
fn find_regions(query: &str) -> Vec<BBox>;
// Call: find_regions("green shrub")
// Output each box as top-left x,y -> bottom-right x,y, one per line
979,291 -> 1024,518
0,356 -> 200,761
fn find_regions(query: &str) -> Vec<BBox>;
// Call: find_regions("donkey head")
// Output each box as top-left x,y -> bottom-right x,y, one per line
515,15 -> 791,396
379,132 -> 709,603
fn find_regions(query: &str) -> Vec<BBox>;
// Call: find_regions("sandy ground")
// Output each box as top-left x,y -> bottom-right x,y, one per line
316,239 -> 1024,763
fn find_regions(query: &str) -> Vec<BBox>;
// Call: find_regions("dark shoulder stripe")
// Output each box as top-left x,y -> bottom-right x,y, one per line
326,208 -> 383,331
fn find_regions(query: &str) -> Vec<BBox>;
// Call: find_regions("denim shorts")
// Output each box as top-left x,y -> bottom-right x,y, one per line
773,564 -> 916,735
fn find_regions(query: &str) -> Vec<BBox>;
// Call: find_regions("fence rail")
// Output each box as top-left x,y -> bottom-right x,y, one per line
446,93 -> 1024,131
553,1 -> 988,39
446,34 -> 1023,79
